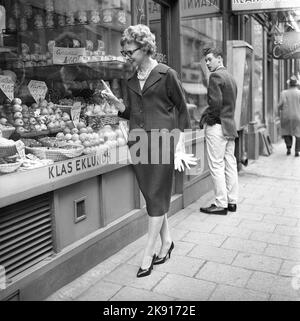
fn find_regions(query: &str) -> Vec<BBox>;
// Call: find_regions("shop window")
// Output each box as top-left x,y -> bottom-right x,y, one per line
180,16 -> 223,129
253,19 -> 264,126
74,197 -> 87,223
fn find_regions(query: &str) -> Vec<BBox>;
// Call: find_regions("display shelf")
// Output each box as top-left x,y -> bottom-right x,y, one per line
12,60 -> 132,81
20,129 -> 61,138
0,47 -> 18,53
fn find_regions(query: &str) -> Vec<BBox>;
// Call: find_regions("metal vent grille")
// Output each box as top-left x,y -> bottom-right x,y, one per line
0,194 -> 55,280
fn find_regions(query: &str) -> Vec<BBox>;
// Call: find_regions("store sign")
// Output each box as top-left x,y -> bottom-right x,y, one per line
53,46 -> 86,65
232,0 -> 300,12
0,76 -> 14,101
148,0 -> 220,20
272,32 -> 300,59
28,80 -> 48,103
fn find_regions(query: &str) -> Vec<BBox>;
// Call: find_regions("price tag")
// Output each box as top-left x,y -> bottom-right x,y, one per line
28,80 -> 48,103
71,102 -> 82,127
0,76 -> 14,101
15,140 -> 26,160
53,46 -> 86,65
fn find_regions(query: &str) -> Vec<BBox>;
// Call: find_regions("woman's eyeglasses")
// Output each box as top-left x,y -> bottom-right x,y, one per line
120,47 -> 141,57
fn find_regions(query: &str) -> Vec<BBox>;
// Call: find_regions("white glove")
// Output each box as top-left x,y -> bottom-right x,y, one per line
174,132 -> 197,172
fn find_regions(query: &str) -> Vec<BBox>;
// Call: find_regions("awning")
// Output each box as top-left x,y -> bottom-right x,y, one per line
182,82 -> 207,95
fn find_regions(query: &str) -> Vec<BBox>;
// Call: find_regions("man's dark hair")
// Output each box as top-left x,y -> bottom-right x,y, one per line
202,46 -> 223,59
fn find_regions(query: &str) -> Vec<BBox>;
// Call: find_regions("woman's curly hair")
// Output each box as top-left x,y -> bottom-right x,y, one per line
120,24 -> 157,55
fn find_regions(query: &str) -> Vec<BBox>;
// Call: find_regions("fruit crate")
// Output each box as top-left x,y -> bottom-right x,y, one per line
87,115 -> 120,131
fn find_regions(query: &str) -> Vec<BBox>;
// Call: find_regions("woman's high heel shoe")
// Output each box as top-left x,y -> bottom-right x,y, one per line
153,242 -> 174,265
137,254 -> 156,278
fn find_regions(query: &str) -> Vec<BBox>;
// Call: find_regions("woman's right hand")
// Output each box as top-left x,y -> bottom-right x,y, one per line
101,80 -> 118,102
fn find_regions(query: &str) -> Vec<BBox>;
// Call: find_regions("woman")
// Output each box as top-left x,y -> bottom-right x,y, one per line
101,24 -> 196,278
278,75 -> 300,157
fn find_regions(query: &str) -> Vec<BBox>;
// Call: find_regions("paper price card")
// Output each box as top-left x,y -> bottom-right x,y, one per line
0,76 -> 14,101
28,80 -> 48,103
15,140 -> 26,160
53,46 -> 86,65
71,102 -> 82,127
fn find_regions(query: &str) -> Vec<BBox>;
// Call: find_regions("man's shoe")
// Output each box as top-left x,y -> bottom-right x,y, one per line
228,204 -> 237,212
200,204 -> 228,215
296,152 -> 299,157
287,148 -> 291,155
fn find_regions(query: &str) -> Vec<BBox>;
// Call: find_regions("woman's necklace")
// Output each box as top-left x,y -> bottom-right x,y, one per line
137,60 -> 157,81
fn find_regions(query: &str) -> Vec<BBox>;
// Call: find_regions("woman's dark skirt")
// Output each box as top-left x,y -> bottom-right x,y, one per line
128,129 -> 176,217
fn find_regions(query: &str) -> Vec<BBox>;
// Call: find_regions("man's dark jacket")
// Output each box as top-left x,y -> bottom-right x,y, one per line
200,67 -> 238,139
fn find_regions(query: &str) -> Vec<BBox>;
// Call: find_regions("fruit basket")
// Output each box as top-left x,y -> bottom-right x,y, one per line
88,115 -> 120,131
26,144 -> 84,162
0,161 -> 22,174
0,144 -> 18,157
1,127 -> 16,139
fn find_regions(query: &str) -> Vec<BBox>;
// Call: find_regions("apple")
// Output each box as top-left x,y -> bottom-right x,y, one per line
13,104 -> 22,112
14,112 -> 23,119
22,105 -> 29,112
49,115 -> 56,122
35,124 -> 42,131
56,132 -> 65,140
55,108 -> 62,115
12,98 -> 22,105
41,108 -> 49,115
14,119 -> 24,126
31,103 -> 38,109
40,124 -> 47,131
47,107 -> 54,115
77,121 -> 86,129
71,128 -> 79,134
55,113 -> 61,120
39,100 -> 48,108
66,120 -> 74,129
79,133 -> 88,142
47,122 -> 56,130
65,133 -> 72,141
74,140 -> 82,145
16,126 -> 25,133
60,121 -> 66,129
54,121 -> 60,128
48,102 -> 54,108
83,140 -> 91,148
80,127 -> 88,134
29,117 -> 37,125
62,112 -> 70,121
23,117 -> 29,124
72,134 -> 79,141
0,118 -> 8,125
64,127 -> 71,134
86,126 -> 93,133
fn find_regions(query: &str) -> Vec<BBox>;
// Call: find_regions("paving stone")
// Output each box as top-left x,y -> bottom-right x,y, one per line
238,220 -> 276,233
282,207 -> 300,219
171,240 -> 196,256
221,237 -> 267,254
195,262 -> 253,288
203,215 -> 242,227
175,218 -> 217,233
170,228 -> 190,241
250,231 -> 290,246
188,244 -> 238,264
76,281 -> 123,301
153,274 -> 216,301
110,286 -> 175,301
264,244 -> 300,261
262,215 -> 298,227
246,271 -> 300,298
102,263 -> 166,291
275,225 -> 300,236
232,253 -> 282,274
235,212 -> 265,222
279,260 -> 300,277
154,255 -> 205,277
182,231 -> 227,247
209,284 -> 269,301
211,225 -> 252,239
289,236 -> 300,248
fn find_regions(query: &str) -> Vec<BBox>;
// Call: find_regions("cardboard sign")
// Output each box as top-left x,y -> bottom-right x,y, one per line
0,76 -> 14,101
71,102 -> 82,127
15,140 -> 26,160
53,46 -> 86,65
119,120 -> 129,142
28,80 -> 48,103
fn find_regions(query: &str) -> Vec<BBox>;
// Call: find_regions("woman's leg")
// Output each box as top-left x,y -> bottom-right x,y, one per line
158,214 -> 173,258
141,216 -> 164,269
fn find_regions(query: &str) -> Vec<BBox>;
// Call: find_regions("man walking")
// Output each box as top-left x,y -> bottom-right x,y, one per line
200,46 -> 238,215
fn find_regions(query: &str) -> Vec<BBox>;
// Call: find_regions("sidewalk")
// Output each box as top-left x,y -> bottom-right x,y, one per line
46,140 -> 300,301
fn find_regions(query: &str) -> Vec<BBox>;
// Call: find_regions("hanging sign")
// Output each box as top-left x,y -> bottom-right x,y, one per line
148,0 -> 220,21
272,32 -> 300,59
0,76 -> 14,101
53,46 -> 86,65
28,80 -> 48,103
71,102 -> 82,127
232,0 -> 300,12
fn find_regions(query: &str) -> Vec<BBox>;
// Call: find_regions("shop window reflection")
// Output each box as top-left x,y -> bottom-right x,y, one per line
181,16 -> 223,129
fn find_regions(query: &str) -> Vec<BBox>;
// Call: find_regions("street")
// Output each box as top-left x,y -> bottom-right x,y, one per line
46,140 -> 300,301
